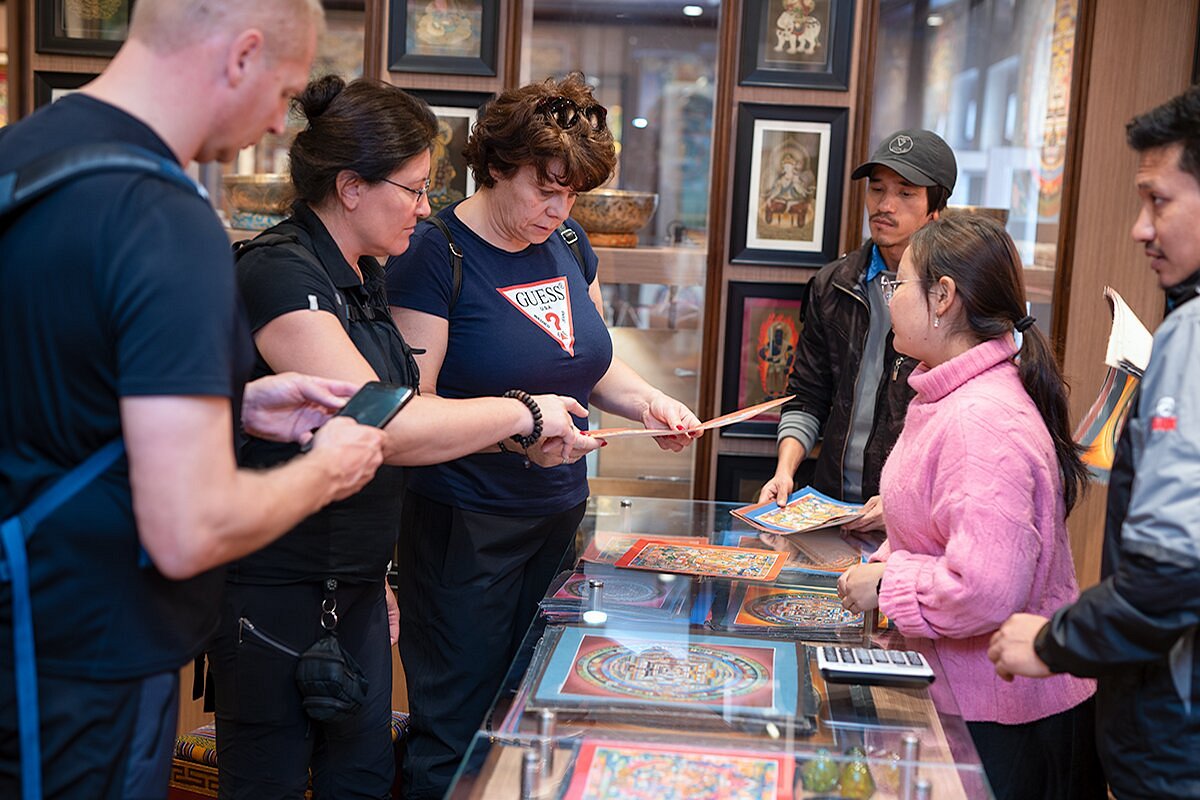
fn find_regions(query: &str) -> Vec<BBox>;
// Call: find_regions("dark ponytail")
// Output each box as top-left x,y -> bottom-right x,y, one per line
908,215 -> 1089,512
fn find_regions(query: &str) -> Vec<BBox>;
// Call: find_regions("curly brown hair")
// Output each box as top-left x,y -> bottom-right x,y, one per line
464,72 -> 616,192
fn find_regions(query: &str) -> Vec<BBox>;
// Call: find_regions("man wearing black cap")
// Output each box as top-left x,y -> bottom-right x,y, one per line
759,129 -> 957,523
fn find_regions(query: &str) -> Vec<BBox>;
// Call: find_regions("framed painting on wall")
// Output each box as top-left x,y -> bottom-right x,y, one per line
720,281 -> 808,438
729,104 -> 847,267
33,71 -> 96,108
739,0 -> 855,90
387,0 -> 499,76
410,90 -> 492,214
36,0 -> 133,57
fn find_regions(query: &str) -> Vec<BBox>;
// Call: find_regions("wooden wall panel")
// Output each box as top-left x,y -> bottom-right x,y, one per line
1058,0 -> 1198,586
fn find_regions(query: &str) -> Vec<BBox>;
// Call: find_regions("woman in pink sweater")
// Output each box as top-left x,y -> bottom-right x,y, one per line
837,215 -> 1103,799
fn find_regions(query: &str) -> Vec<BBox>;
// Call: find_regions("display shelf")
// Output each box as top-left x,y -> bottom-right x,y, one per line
592,244 -> 708,288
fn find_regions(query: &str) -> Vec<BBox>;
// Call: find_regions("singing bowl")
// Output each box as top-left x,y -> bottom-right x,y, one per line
222,173 -> 293,215
571,189 -> 659,234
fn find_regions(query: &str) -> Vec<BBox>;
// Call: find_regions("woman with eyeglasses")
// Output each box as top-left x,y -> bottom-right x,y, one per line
385,72 -> 700,798
836,215 -> 1103,800
206,76 -> 596,799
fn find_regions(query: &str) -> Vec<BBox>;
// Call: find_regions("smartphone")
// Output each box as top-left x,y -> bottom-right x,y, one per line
334,382 -> 415,428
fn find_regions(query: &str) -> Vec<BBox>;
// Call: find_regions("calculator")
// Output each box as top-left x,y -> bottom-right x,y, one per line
815,644 -> 935,688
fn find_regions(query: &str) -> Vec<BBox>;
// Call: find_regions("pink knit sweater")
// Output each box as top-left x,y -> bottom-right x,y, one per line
874,336 -> 1094,724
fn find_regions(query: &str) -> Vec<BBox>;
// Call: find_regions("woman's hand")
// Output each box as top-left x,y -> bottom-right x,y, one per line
384,581 -> 399,646
842,495 -> 886,533
641,394 -> 702,452
837,561 -> 886,613
242,372 -> 361,444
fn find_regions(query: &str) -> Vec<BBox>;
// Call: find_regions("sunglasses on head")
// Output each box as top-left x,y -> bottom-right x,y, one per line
535,96 -> 607,133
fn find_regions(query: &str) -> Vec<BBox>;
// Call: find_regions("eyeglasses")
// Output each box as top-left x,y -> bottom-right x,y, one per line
880,274 -> 920,302
535,96 -> 607,133
381,176 -> 430,202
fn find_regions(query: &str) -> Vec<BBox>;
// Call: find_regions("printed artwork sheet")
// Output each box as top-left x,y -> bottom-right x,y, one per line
614,539 -> 786,582
585,395 -> 793,439
579,531 -> 710,565
732,486 -> 864,534
530,625 -> 800,720
562,739 -> 795,800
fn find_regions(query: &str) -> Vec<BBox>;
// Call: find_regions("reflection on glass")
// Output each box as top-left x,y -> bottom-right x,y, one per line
525,0 -> 720,246
872,0 -> 1078,329
526,1 -> 719,498
58,0 -> 131,41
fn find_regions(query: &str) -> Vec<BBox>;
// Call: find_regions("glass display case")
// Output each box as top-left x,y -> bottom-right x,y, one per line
445,496 -> 993,799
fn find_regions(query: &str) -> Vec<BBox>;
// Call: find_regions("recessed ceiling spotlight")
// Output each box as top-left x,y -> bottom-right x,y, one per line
927,13 -> 944,26
683,5 -> 703,17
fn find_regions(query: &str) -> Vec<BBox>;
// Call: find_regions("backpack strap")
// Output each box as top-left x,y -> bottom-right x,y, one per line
233,230 -> 352,333
425,215 -> 464,314
424,217 -> 587,315
0,142 -> 204,224
556,223 -> 587,274
0,438 -> 124,800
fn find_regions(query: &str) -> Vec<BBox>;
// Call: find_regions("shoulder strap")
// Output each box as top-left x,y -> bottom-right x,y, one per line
0,437 -> 124,800
426,215 -> 464,314
232,229 -> 351,333
556,224 -> 587,274
0,142 -> 204,224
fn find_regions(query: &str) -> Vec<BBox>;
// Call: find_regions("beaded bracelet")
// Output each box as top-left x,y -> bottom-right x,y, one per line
504,389 -> 543,449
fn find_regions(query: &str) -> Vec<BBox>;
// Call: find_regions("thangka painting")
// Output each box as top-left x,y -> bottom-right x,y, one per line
408,92 -> 492,213
550,570 -> 675,609
729,582 -> 862,630
751,124 -> 826,250
721,283 -> 807,437
730,104 -> 846,267
614,539 -> 786,582
579,532 -> 709,565
387,0 -> 498,76
530,625 -> 800,720
739,0 -> 854,90
734,533 -> 863,575
562,739 -> 795,800
733,487 -> 863,534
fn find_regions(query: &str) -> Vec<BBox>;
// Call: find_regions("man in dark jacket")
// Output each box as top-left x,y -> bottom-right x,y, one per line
989,85 -> 1200,798
759,130 -> 956,522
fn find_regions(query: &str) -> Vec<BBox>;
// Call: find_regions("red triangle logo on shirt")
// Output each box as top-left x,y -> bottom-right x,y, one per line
497,277 -> 575,356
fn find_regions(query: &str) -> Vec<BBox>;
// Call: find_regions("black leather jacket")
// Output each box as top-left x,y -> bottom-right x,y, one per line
1036,270 -> 1200,798
780,241 -> 917,501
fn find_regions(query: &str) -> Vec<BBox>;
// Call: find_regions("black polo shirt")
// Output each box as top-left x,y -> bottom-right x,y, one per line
232,203 -> 418,584
0,95 -> 250,679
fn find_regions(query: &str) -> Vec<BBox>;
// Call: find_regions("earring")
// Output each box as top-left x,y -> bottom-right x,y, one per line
933,315 -> 940,328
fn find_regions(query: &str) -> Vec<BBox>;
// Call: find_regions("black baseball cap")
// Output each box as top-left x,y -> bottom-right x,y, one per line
851,129 -> 957,193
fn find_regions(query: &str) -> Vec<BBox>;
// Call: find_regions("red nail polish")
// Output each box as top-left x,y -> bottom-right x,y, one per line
676,425 -> 684,431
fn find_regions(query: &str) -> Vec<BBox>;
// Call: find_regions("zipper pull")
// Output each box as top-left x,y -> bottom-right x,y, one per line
892,357 -> 903,381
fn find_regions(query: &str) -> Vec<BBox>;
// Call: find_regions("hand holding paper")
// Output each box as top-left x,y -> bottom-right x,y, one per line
586,395 -> 793,440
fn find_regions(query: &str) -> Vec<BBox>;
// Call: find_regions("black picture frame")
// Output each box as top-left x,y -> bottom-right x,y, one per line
388,0 -> 499,76
36,0 -> 133,57
739,0 -> 854,90
409,90 -> 493,212
714,455 -> 778,504
721,281 -> 809,439
730,103 -> 847,267
33,71 -> 96,109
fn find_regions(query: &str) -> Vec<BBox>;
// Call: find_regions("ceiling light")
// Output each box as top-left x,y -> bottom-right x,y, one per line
683,5 -> 703,17
927,14 -> 944,26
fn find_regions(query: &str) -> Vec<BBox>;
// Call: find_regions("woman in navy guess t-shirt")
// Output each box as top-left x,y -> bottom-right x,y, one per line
386,72 -> 701,799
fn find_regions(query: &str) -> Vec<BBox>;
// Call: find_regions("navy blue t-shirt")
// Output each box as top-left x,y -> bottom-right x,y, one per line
0,95 -> 251,679
385,204 -> 613,514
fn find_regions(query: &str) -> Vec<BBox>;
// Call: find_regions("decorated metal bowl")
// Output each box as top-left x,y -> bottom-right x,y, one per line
223,173 -> 292,230
571,189 -> 659,235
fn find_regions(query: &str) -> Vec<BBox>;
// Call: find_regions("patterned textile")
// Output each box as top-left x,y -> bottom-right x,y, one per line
168,711 -> 411,799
